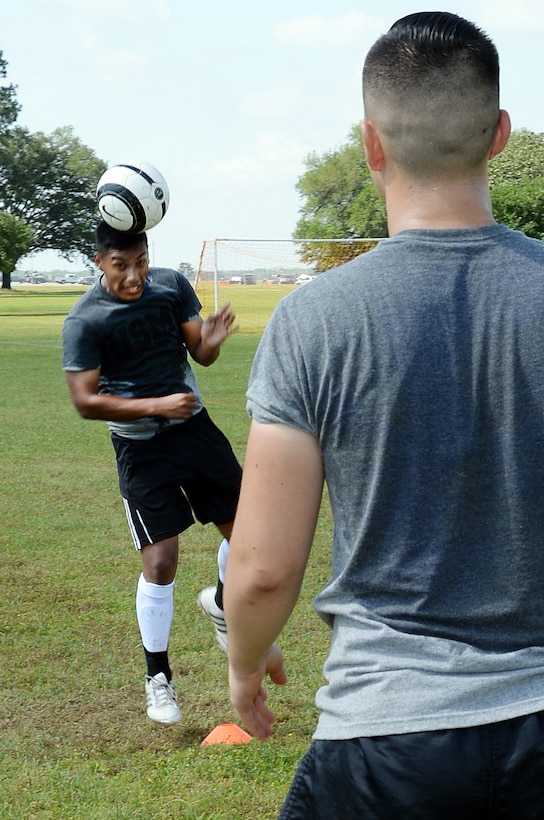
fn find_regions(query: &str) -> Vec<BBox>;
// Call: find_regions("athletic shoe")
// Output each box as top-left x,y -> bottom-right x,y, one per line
197,585 -> 228,652
145,672 -> 181,724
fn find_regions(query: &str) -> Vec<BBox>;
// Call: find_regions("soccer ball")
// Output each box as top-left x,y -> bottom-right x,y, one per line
96,161 -> 170,232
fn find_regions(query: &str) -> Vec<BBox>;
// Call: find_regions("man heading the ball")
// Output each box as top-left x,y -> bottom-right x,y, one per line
62,220 -> 238,724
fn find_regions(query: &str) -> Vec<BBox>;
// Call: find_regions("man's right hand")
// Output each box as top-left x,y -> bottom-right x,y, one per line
65,370 -> 201,422
155,392 -> 200,419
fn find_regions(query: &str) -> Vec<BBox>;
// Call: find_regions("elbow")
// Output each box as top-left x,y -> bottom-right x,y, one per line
77,406 -> 94,420
191,345 -> 220,368
242,566 -> 296,595
71,397 -> 97,420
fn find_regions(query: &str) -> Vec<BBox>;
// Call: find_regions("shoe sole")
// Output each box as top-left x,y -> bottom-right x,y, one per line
147,711 -> 181,725
198,592 -> 228,652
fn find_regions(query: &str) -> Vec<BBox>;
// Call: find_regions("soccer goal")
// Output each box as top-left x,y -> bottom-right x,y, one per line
194,238 -> 381,330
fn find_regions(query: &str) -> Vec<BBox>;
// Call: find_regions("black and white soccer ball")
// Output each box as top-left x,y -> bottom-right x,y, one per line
96,161 -> 170,232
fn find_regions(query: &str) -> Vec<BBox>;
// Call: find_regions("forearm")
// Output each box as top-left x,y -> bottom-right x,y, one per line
183,303 -> 237,366
224,421 -> 324,672
73,392 -> 168,421
224,422 -> 323,738
66,372 -> 200,422
225,564 -> 303,674
190,339 -> 221,367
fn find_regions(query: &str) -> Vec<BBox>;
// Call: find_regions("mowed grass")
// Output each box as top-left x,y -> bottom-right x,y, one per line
0,288 -> 332,819
193,280 -> 300,334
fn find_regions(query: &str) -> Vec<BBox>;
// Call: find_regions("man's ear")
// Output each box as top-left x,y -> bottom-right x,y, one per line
361,120 -> 385,171
489,109 -> 511,159
94,251 -> 102,269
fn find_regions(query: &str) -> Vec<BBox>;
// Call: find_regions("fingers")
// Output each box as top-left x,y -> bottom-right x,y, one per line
209,302 -> 237,328
266,644 -> 287,685
202,312 -> 239,342
158,392 -> 200,419
238,686 -> 276,740
228,645 -> 287,739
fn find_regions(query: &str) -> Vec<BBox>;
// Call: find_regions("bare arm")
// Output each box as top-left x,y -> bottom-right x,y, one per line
65,369 -> 200,421
224,420 -> 324,739
182,302 -> 238,367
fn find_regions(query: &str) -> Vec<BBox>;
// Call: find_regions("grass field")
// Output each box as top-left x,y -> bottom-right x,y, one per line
193,280 -> 300,334
0,286 -> 332,819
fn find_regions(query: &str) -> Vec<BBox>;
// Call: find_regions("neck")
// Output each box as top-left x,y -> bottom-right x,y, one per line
385,175 -> 496,235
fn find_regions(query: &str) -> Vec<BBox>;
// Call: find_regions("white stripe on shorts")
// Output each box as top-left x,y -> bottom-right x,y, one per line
122,497 -> 153,550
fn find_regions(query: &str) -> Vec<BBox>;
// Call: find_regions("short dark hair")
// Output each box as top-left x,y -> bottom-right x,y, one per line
363,12 -> 500,177
95,220 -> 148,256
366,11 -> 498,89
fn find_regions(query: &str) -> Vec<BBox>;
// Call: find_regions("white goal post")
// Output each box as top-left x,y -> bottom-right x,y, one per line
194,237 -> 382,317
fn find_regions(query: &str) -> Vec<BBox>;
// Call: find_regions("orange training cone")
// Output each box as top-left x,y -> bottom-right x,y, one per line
200,722 -> 253,745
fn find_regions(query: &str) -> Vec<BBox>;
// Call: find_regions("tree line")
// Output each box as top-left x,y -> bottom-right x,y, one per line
2,47 -> 543,286
0,51 -> 106,288
294,124 -> 544,270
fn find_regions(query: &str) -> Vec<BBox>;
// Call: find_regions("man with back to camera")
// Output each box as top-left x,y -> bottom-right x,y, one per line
62,220 -> 237,725
224,11 -> 544,818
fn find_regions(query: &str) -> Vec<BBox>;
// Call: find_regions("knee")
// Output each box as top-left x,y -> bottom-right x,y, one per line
142,541 -> 178,584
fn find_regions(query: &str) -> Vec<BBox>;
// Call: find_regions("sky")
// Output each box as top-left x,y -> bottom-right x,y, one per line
3,0 -> 544,272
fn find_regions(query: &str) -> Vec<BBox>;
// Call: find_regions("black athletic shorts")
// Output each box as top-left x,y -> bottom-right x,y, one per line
278,711 -> 544,819
111,408 -> 242,549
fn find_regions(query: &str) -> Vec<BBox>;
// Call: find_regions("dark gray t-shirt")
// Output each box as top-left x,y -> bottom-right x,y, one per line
246,225 -> 544,738
62,267 -> 203,438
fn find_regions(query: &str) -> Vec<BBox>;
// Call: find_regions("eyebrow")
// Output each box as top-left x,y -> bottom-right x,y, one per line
110,250 -> 148,261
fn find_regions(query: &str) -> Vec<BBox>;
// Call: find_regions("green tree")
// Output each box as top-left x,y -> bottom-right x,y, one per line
491,180 -> 544,239
489,129 -> 544,186
0,125 -> 106,264
178,261 -> 195,280
489,129 -> 544,239
294,124 -> 386,270
0,51 -> 20,133
294,125 -> 544,269
0,50 -> 26,288
0,211 -> 33,288
0,52 -> 107,287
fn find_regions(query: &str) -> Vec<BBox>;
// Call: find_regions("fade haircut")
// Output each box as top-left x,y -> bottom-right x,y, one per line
95,220 -> 148,256
362,12 -> 500,178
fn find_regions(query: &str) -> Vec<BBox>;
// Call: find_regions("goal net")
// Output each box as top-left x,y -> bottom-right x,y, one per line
194,238 -> 381,332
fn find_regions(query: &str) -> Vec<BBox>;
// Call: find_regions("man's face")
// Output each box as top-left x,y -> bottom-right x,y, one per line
95,240 -> 149,301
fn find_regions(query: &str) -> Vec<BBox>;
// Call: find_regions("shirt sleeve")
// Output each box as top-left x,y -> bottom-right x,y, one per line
62,315 -> 102,371
246,298 -> 316,435
176,271 -> 202,323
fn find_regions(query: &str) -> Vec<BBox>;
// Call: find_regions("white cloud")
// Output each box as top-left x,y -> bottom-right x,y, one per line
188,131 -> 307,192
273,12 -> 382,48
257,131 -> 307,164
59,0 -> 172,19
98,50 -> 150,68
471,0 -> 544,30
58,0 -> 133,16
241,84 -> 301,119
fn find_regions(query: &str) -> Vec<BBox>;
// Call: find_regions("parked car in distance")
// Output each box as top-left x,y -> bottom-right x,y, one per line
279,274 -> 296,284
55,273 -> 81,284
229,276 -> 242,284
25,274 -> 47,284
78,276 -> 96,285
295,273 -> 316,285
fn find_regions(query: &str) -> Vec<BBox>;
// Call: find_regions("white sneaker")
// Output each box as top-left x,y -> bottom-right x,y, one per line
197,586 -> 228,652
145,672 -> 181,724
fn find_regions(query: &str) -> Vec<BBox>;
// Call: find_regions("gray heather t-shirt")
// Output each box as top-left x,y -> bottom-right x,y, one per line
62,268 -> 203,439
246,225 -> 544,739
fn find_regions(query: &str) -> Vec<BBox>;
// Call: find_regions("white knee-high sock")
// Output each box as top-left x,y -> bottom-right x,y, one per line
136,573 -> 174,653
217,538 -> 229,584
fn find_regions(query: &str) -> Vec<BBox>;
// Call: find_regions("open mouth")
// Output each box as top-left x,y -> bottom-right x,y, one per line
124,282 -> 143,295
